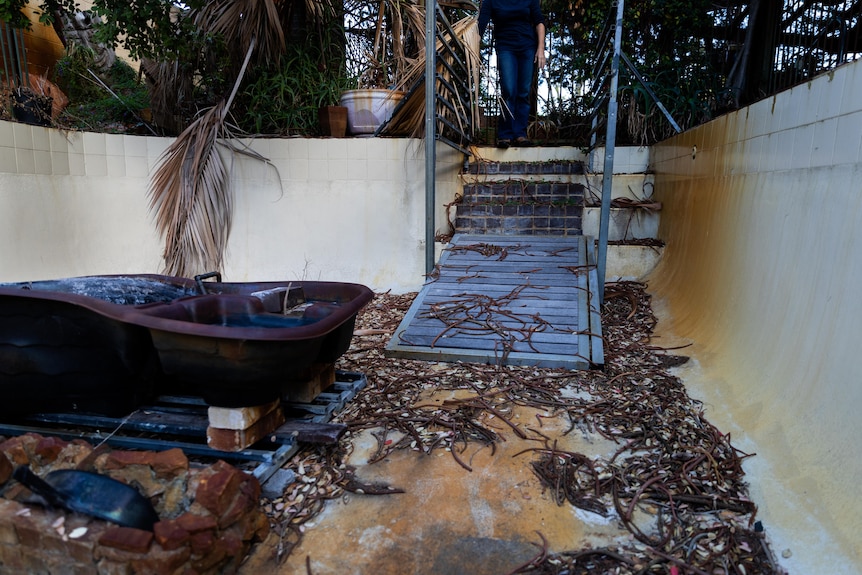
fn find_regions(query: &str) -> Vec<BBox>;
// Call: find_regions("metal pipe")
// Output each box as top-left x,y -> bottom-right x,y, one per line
425,0 -> 437,275
596,0 -> 625,304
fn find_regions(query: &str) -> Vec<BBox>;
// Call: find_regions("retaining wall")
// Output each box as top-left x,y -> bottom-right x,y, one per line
651,58 -> 862,572
0,126 -> 462,293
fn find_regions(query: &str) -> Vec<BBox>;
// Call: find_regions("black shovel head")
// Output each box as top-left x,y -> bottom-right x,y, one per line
14,466 -> 160,531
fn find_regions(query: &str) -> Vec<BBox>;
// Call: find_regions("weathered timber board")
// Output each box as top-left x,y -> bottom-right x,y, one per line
386,234 -> 602,369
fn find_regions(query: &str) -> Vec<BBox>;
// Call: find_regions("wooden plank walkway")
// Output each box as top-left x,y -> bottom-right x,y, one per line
385,234 -> 604,369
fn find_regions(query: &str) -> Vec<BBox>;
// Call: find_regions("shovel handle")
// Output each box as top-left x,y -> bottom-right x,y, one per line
13,466 -> 67,509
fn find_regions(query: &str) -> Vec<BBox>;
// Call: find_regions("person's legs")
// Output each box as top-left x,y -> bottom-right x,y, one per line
512,48 -> 534,140
496,49 -> 518,142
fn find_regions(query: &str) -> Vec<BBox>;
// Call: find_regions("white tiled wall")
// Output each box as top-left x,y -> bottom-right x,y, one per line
653,61 -> 862,172
0,128 -> 462,293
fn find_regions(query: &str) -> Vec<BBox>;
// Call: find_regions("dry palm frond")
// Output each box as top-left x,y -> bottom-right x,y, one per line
148,102 -> 232,277
303,0 -> 341,23
195,0 -> 286,67
141,58 -> 194,135
352,0 -> 426,89
143,0 -> 286,136
382,15 -> 482,139
148,40 -> 257,277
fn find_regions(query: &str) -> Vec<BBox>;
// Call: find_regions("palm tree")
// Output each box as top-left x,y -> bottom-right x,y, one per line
146,0 -> 287,277
144,0 -> 478,277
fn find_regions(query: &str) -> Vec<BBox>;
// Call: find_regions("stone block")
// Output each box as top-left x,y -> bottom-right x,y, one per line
189,529 -> 215,555
12,509 -> 52,547
207,397 -> 281,431
150,448 -> 189,478
104,450 -> 153,469
217,531 -> 243,556
128,545 -> 191,575
190,539 -> 227,573
0,500 -> 22,545
0,435 -> 35,466
1,441 -> 264,574
95,559 -> 132,575
158,475 -> 191,518
34,436 -> 69,463
260,468 -> 295,499
153,519 -> 190,551
63,525 -> 101,564
175,512 -> 218,534
232,507 -> 270,542
0,542 -> 27,571
0,452 -> 12,485
206,405 -> 285,452
217,489 -> 254,530
99,526 -> 154,553
194,465 -> 243,516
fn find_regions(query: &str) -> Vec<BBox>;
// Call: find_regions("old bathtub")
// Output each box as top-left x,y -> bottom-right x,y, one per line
0,274 -> 373,413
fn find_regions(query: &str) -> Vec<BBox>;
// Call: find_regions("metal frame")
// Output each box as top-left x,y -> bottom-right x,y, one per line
588,0 -> 682,303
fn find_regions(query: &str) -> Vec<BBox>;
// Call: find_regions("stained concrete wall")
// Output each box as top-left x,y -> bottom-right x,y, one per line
650,60 -> 862,572
0,123 -> 463,293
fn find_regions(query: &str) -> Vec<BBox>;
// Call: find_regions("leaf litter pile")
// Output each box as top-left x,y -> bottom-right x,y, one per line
262,281 -> 784,574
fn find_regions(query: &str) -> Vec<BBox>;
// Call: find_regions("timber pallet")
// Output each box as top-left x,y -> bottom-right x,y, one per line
0,371 -> 366,484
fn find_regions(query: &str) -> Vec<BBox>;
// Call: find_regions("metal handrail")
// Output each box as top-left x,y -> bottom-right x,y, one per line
592,0 -> 626,304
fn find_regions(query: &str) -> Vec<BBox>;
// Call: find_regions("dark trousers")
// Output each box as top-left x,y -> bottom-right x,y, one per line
496,47 -> 534,140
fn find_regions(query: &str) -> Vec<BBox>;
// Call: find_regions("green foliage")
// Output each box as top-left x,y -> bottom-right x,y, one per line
53,46 -> 102,101
89,0 -> 208,62
540,0 -> 733,144
54,54 -> 151,132
0,0 -> 32,29
238,42 -> 353,136
0,0 -> 75,29
3,0 -> 211,62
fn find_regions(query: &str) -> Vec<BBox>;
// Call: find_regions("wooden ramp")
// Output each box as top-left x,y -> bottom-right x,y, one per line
386,234 -> 603,369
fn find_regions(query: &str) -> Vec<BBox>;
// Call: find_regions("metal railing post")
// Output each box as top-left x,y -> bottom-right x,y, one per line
596,0 -> 625,304
425,0 -> 437,275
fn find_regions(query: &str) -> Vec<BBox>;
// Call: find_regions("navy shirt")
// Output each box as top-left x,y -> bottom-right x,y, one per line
478,0 -> 545,51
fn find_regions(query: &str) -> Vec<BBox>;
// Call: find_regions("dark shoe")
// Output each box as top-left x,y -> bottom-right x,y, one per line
496,139 -> 511,149
514,137 -> 532,147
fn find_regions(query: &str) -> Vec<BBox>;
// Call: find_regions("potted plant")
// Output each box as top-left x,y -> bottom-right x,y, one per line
338,0 -> 419,135
317,75 -> 353,137
318,104 -> 348,137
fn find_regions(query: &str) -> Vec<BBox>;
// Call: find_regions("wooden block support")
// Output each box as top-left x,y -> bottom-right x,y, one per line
208,398 -> 281,431
284,363 -> 335,404
207,405 -> 286,452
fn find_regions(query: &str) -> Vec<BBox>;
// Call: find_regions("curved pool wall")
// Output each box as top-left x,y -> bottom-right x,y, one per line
0,130 -> 463,293
650,59 -> 862,572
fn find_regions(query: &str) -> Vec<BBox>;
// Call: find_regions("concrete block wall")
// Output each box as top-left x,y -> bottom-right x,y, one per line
0,124 -> 463,293
650,58 -> 862,573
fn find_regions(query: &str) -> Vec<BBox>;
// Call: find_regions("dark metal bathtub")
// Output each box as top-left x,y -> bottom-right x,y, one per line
0,274 -> 373,413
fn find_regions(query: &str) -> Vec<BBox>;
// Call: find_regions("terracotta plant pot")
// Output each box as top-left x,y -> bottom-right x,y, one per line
318,106 -> 348,138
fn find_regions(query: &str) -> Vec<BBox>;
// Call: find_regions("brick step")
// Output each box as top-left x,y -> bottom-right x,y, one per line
460,181 -> 585,204
457,160 -> 587,237
454,203 -> 583,236
468,145 -> 587,164
465,159 -> 585,176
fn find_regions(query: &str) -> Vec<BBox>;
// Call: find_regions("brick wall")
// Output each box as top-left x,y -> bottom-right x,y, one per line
455,181 -> 585,236
0,433 -> 270,575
